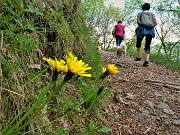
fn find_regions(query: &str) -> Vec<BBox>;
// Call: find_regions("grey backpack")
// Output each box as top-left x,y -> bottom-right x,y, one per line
140,11 -> 155,29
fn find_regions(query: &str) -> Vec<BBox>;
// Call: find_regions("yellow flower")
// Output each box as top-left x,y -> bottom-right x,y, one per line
42,57 -> 68,73
66,52 -> 91,77
102,67 -> 106,73
97,45 -> 101,50
108,78 -> 111,82
103,64 -> 118,75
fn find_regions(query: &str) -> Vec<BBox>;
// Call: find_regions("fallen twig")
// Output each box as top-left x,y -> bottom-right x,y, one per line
145,79 -> 180,90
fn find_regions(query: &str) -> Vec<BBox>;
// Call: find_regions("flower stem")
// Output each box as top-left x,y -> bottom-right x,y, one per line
11,73 -> 73,134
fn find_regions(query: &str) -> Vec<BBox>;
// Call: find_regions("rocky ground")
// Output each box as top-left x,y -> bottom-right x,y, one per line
100,51 -> 180,135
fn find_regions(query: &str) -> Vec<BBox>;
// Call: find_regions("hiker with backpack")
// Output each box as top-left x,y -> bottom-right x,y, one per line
135,3 -> 157,67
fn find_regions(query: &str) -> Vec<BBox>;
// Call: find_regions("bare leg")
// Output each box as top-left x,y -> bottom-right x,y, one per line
145,53 -> 150,61
137,48 -> 141,58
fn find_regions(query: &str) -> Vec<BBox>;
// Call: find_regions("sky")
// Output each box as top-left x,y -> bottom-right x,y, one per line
104,0 -> 179,8
104,0 -> 125,8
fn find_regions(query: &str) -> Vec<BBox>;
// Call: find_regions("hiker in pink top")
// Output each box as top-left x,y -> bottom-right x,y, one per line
112,21 -> 125,48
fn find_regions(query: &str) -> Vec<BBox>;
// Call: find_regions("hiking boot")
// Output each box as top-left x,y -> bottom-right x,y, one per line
135,58 -> 141,61
143,61 -> 149,67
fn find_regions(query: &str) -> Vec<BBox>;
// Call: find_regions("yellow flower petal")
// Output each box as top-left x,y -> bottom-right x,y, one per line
102,67 -> 106,73
65,52 -> 91,77
103,64 -> 118,75
42,57 -> 56,70
107,64 -> 118,74
42,57 -> 68,73
56,59 -> 68,73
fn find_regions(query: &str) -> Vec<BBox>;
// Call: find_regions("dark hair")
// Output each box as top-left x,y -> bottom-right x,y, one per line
118,21 -> 122,24
142,3 -> 150,11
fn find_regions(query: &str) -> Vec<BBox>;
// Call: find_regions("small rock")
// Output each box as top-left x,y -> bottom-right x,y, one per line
163,119 -> 170,125
172,114 -> 178,119
130,101 -> 139,107
144,100 -> 154,109
154,92 -> 162,97
156,102 -> 169,109
139,107 -> 145,112
163,108 -> 175,115
120,79 -> 129,82
29,64 -> 41,69
143,126 -> 152,134
175,98 -> 180,104
171,119 -> 180,126
159,114 -> 169,119
114,94 -> 127,104
104,108 -> 109,113
157,104 -> 175,116
137,110 -> 150,120
126,128 -> 133,135
162,97 -> 168,103
156,116 -> 161,121
126,93 -> 136,100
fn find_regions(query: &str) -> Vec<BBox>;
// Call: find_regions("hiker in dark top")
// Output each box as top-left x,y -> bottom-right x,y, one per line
135,3 -> 157,67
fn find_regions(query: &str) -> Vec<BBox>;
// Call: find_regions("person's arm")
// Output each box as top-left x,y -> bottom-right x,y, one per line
137,12 -> 141,25
150,13 -> 157,26
137,16 -> 141,24
153,19 -> 157,26
153,15 -> 157,26
112,26 -> 115,35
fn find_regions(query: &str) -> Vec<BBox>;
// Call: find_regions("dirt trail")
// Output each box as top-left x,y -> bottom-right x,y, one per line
100,51 -> 180,135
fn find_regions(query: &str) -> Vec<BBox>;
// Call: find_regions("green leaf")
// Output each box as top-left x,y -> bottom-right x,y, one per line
89,120 -> 96,133
97,126 -> 112,133
58,127 -> 65,135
